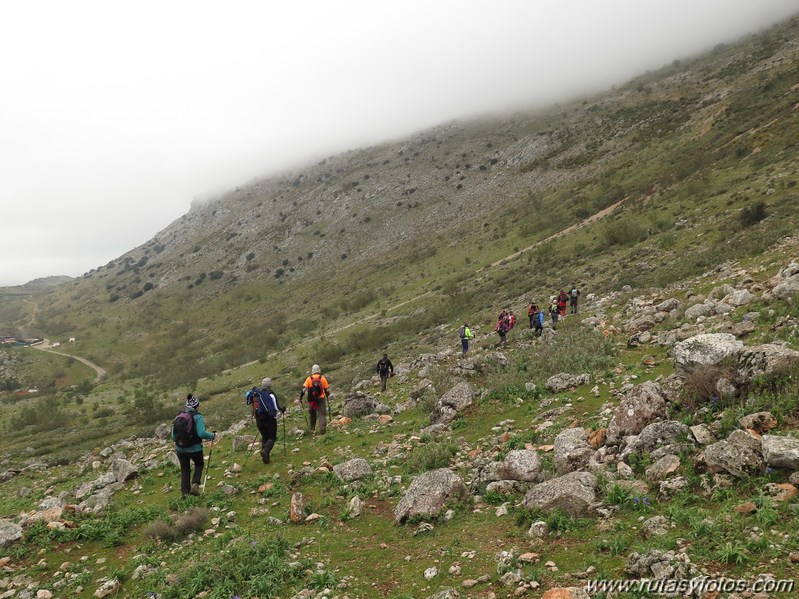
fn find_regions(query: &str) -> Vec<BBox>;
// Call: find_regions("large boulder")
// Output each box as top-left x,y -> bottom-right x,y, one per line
704,430 -> 765,478
606,381 -> 668,445
624,421 -> 691,457
673,333 -> 744,375
761,435 -> 799,471
395,469 -> 466,524
333,458 -> 372,482
523,471 -> 596,516
737,344 -> 799,382
772,275 -> 799,300
724,289 -> 753,307
684,302 -> 713,320
341,393 -> 388,419
624,549 -> 701,581
111,459 -> 138,483
0,520 -> 23,547
429,404 -> 458,425
656,298 -> 681,313
553,428 -> 593,474
439,381 -> 475,411
501,449 -> 542,482
546,373 -> 590,393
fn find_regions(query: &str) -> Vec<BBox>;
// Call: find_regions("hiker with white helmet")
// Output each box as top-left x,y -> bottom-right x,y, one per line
299,364 -> 330,435
245,377 -> 285,464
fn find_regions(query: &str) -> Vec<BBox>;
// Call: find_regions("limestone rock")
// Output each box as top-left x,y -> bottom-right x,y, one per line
674,333 -> 744,375
546,373 -> 590,393
704,430 -> 765,478
111,459 -> 138,483
0,520 -> 23,547
761,435 -> 799,470
395,468 -> 466,524
333,458 -> 373,482
606,381 -> 667,445
523,471 -> 596,516
553,428 -> 593,474
738,412 -> 778,435
737,344 -> 799,382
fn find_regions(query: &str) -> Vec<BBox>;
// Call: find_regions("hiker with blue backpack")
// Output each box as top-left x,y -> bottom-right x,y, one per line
299,364 -> 330,435
245,377 -> 285,464
172,394 -> 216,497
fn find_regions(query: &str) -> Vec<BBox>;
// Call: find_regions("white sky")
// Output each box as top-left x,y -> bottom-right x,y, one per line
2,0 -> 797,286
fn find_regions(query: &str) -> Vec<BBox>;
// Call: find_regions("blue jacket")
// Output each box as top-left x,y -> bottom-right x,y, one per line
172,409 -> 215,453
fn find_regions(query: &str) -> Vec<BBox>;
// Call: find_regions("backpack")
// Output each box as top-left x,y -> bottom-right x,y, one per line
570,288 -> 579,298
247,387 -> 277,418
458,325 -> 465,339
173,411 -> 200,448
308,375 -> 324,402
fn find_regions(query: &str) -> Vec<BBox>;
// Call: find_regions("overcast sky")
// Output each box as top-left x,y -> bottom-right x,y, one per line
2,1 -> 797,286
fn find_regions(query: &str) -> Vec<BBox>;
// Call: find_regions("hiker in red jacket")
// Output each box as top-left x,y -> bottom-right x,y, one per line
557,291 -> 569,317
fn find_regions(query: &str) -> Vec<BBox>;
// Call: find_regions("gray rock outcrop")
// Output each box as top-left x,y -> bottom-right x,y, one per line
704,430 -> 765,478
553,428 -> 593,474
761,435 -> 799,470
333,458 -> 373,482
674,333 -> 743,374
546,373 -> 590,393
523,471 -> 596,516
606,381 -> 668,445
395,468 -> 466,524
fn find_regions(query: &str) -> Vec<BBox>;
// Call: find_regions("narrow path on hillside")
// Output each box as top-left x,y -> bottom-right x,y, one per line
489,195 -> 631,267
31,339 -> 107,383
213,197 -> 633,380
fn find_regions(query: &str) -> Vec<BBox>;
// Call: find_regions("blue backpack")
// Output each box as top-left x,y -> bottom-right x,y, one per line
246,387 -> 277,418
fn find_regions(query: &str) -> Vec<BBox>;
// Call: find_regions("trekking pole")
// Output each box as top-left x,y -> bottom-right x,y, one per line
282,412 -> 287,455
201,437 -> 214,494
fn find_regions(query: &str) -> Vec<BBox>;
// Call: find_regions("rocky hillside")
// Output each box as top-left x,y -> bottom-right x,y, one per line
1,251 -> 798,598
10,14 -> 797,388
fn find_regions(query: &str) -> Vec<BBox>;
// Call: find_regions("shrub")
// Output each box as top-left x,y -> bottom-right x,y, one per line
739,201 -> 768,227
404,441 -> 457,474
600,219 -> 647,246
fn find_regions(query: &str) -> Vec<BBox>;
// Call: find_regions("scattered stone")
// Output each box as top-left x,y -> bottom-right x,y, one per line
588,428 -> 607,449
737,344 -> 799,382
290,493 -> 304,523
645,454 -> 680,481
541,588 -> 590,599
733,501 -> 757,515
606,381 -> 667,445
347,496 -> 362,518
93,579 -> 120,598
739,412 -> 778,435
641,515 -> 669,539
704,430 -> 766,478
332,458 -> 372,482
689,424 -> 715,446
0,521 -> 23,548
761,435 -> 799,470
553,428 -> 593,474
523,471 -> 596,516
546,373 -> 590,393
423,566 -> 438,580
762,483 -> 798,503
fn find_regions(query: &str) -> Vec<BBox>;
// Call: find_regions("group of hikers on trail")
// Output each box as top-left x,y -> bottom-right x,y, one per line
171,285 -> 583,496
172,362 -> 338,497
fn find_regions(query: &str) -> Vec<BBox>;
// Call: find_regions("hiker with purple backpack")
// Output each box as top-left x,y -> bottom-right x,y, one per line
172,394 -> 216,497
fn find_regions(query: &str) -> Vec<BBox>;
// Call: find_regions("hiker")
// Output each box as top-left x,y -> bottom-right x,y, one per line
246,378 -> 285,464
569,285 -> 581,314
172,394 -> 215,497
508,311 -> 517,330
459,322 -> 474,357
532,304 -> 545,336
299,364 -> 330,435
527,302 -> 536,329
376,352 -> 394,392
495,312 -> 510,346
557,290 -> 569,318
549,298 -> 560,330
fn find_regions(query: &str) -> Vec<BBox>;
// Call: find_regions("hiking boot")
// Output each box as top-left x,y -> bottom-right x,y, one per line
189,483 -> 200,496
260,449 -> 270,464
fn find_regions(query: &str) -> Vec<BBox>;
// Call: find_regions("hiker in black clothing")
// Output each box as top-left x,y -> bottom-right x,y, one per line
376,352 -> 394,392
569,285 -> 581,314
246,378 -> 285,464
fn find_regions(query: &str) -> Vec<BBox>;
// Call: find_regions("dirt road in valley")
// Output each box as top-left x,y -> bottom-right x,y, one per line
31,339 -> 107,383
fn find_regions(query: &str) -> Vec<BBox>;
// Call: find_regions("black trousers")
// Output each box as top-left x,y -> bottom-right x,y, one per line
256,415 -> 277,457
176,450 -> 204,495
379,373 -> 389,391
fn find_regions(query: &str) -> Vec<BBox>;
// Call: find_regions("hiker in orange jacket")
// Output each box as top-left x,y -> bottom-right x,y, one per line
298,364 -> 330,435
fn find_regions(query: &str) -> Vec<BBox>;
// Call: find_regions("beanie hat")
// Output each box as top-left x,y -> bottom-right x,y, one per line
261,377 -> 272,388
186,394 -> 199,410
311,364 -> 321,374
